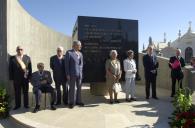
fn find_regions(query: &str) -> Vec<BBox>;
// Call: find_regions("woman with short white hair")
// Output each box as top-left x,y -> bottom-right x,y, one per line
123,50 -> 137,102
105,50 -> 122,104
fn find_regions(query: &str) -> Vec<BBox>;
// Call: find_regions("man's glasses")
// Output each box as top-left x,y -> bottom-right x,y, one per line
57,50 -> 62,52
17,49 -> 23,51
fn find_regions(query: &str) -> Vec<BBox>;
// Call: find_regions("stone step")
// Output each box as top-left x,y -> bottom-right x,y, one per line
8,85 -> 173,128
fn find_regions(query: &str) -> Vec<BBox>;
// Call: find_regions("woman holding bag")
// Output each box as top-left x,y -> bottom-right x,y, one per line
105,50 -> 122,104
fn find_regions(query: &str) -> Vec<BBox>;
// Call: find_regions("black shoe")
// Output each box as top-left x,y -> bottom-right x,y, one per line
24,106 -> 29,109
13,106 -> 20,110
76,102 -> 84,107
63,102 -> 68,105
114,100 -> 120,103
126,99 -> 132,102
32,105 -> 40,113
171,94 -> 174,97
69,104 -> 74,109
55,102 -> 61,105
131,98 -> 137,101
32,108 -> 39,113
50,105 -> 56,110
109,100 -> 114,104
152,97 -> 159,100
146,97 -> 149,99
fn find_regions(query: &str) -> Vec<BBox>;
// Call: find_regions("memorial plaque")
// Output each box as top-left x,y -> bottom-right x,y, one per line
72,16 -> 138,82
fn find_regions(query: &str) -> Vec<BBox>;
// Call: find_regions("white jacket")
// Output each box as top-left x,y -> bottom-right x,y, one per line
123,58 -> 137,78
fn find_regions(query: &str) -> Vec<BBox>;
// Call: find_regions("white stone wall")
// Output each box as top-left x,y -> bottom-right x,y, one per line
6,0 -> 72,72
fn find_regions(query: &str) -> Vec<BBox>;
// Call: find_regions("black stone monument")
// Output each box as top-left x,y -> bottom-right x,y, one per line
72,16 -> 138,95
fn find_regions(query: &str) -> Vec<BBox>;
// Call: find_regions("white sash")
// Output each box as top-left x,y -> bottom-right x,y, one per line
15,55 -> 28,78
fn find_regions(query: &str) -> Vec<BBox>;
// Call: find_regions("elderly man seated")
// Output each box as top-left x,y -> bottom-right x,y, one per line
31,63 -> 56,113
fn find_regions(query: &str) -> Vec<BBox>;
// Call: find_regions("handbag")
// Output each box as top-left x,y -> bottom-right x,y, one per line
113,82 -> 122,93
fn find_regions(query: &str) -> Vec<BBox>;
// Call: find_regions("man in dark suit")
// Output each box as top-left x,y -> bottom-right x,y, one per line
31,63 -> 56,113
50,46 -> 68,105
143,46 -> 159,99
9,46 -> 32,110
169,49 -> 185,97
65,40 -> 84,109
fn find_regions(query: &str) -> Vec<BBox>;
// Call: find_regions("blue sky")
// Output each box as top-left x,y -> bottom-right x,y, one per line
19,0 -> 195,51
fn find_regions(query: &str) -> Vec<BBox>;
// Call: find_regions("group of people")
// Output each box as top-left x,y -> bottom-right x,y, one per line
105,46 -> 158,104
143,46 -> 186,100
105,49 -> 137,103
9,40 -> 84,113
8,39 -> 188,113
105,46 -> 158,103
105,45 -> 187,104
143,46 -> 186,99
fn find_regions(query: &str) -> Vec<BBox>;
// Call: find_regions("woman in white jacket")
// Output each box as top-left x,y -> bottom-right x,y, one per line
123,50 -> 137,102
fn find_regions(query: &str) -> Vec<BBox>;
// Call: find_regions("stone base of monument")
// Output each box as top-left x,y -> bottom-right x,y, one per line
90,82 -> 108,96
184,66 -> 195,91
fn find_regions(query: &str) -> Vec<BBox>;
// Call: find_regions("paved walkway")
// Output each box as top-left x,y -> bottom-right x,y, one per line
3,84 -> 175,128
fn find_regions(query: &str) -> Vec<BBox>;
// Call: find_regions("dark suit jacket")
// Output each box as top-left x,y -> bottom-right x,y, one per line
65,49 -> 83,78
9,55 -> 32,81
31,70 -> 52,91
50,55 -> 66,82
169,56 -> 185,79
143,54 -> 159,79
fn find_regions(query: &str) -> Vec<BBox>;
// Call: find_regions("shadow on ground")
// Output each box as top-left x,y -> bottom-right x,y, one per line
0,118 -> 25,128
130,97 -> 173,128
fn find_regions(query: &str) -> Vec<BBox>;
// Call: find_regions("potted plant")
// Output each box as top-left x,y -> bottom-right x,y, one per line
0,83 -> 10,119
169,87 -> 195,128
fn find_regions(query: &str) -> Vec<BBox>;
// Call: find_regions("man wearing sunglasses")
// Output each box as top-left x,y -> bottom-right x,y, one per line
9,46 -> 32,110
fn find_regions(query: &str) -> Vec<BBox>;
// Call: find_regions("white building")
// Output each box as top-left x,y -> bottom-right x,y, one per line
143,34 -> 168,56
169,22 -> 195,63
144,22 -> 195,63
